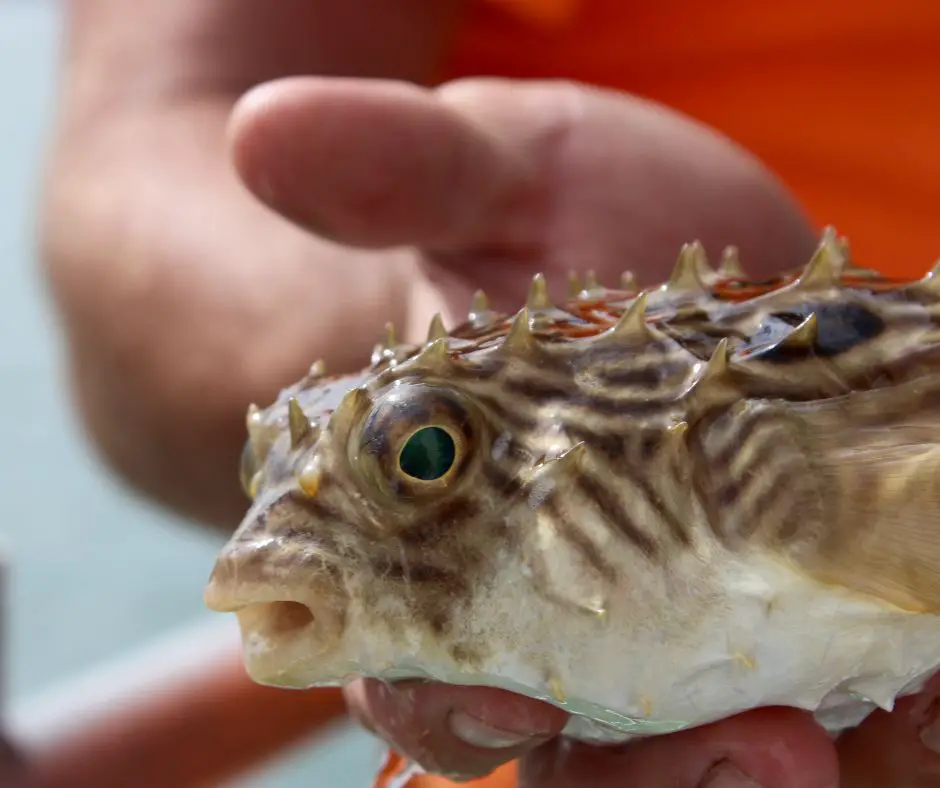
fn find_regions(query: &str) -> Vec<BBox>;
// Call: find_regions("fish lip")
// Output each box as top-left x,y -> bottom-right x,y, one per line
203,577 -> 320,614
203,533 -> 347,613
204,513 -> 353,674
202,582 -> 252,613
206,584 -> 344,662
203,564 -> 255,612
204,565 -> 350,673
234,597 -> 348,685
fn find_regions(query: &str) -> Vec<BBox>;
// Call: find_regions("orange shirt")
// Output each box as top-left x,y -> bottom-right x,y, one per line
444,0 -> 940,279
377,2 -> 939,785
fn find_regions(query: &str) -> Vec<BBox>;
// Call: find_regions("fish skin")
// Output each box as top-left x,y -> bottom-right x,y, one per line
204,229 -> 940,781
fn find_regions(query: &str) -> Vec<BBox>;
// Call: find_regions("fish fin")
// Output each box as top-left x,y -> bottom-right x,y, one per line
789,375 -> 940,613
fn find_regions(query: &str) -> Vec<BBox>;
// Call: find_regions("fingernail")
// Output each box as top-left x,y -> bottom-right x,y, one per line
448,711 -> 536,750
699,761 -> 763,788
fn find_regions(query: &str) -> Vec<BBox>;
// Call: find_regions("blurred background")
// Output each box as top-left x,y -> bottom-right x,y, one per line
0,2 -> 378,784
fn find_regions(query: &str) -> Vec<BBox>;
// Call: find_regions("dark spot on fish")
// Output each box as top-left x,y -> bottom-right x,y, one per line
449,642 -> 485,667
638,432 -> 659,461
429,610 -> 451,635
745,302 -> 885,362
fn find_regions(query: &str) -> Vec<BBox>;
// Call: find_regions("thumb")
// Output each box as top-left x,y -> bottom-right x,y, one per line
227,76 -> 535,252
230,77 -> 816,298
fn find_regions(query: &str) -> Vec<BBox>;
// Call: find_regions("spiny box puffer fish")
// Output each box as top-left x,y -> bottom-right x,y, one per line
205,228 -> 940,744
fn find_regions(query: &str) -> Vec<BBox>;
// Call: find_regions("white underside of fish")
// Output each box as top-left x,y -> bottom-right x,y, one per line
234,551 -> 940,742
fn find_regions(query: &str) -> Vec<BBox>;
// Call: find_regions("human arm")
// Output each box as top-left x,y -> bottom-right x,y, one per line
39,0 -> 462,529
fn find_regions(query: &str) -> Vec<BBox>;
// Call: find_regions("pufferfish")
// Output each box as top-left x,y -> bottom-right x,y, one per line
204,229 -> 940,752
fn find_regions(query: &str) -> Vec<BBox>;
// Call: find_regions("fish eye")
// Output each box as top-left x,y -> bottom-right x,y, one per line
397,426 -> 458,482
354,382 -> 477,500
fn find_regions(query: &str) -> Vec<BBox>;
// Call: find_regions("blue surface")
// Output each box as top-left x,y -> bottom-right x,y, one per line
0,3 -> 380,784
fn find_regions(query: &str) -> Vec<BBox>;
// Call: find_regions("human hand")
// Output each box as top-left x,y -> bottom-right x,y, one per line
229,75 -> 815,335
347,667 -> 940,788
40,66 -> 809,531
515,671 -> 940,787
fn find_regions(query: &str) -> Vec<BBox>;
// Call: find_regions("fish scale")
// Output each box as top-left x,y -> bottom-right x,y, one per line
204,228 -> 940,786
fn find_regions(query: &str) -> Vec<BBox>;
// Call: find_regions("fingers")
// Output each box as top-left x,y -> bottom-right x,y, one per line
518,707 -> 839,788
409,77 -> 818,331
229,77 -> 534,251
230,77 -> 817,309
346,675 -> 838,788
836,671 -> 940,787
343,678 -> 568,779
429,78 -> 815,281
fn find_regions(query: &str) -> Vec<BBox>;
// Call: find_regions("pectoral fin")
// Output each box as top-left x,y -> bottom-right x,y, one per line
788,376 -> 940,613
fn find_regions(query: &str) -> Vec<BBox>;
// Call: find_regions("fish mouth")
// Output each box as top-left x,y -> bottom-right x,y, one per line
204,574 -> 349,687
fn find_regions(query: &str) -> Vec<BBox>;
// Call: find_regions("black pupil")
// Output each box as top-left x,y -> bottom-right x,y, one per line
399,427 -> 456,481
